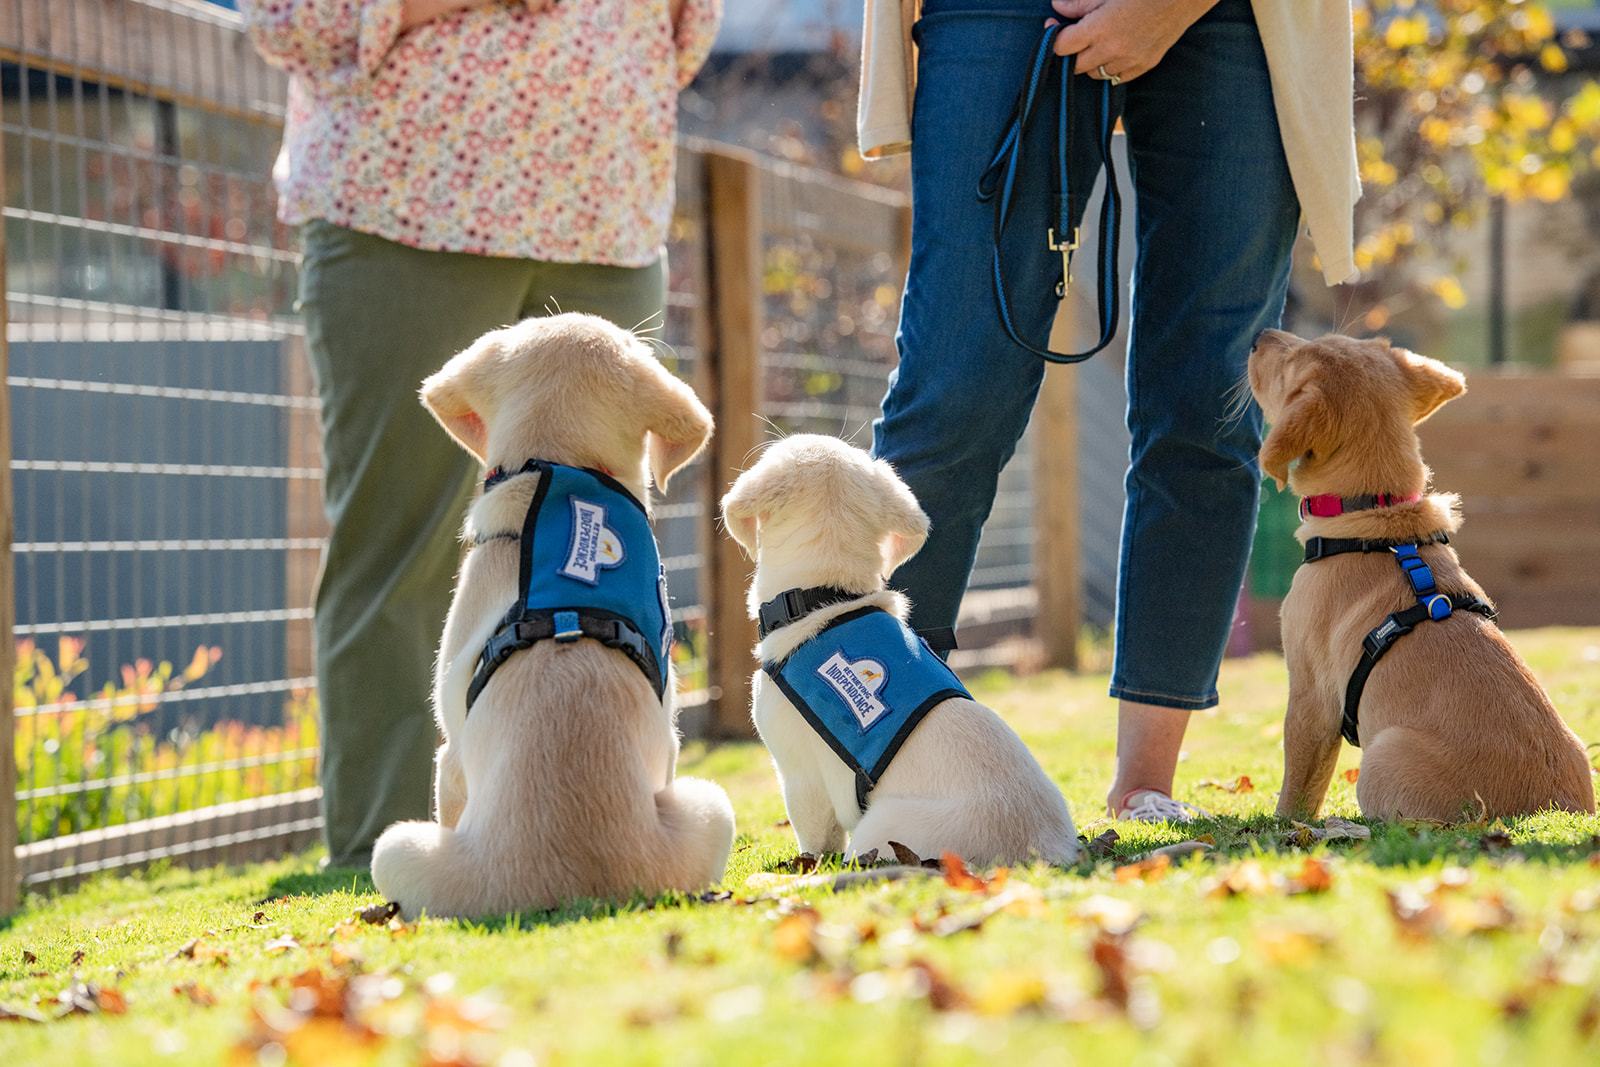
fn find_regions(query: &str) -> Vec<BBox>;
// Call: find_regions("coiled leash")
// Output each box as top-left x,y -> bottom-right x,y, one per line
978,21 -> 1122,363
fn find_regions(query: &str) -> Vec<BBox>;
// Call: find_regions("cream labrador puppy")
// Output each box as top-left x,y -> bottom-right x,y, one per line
371,314 -> 735,919
721,435 -> 1080,865
1250,330 -> 1594,821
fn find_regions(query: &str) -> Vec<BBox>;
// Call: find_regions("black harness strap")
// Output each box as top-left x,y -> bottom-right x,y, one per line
1303,534 -> 1496,748
465,604 -> 661,712
1340,594 -> 1496,747
757,585 -> 875,640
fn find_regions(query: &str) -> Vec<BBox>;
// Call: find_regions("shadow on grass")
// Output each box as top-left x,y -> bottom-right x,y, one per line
1075,812 -> 1600,871
263,865 -> 375,901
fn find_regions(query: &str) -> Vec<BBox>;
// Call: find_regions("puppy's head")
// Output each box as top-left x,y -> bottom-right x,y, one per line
719,435 -> 929,585
1247,330 -> 1465,494
420,313 -> 712,493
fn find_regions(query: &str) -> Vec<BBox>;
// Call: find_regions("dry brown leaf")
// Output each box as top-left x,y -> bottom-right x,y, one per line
771,907 -> 822,965
68,950 -> 85,967
56,981 -> 126,1016
1075,895 -> 1144,936
1290,856 -> 1335,894
173,981 -> 216,1007
1115,853 -> 1172,884
1198,775 -> 1254,794
1090,933 -> 1132,1012
1085,829 -> 1120,859
1284,818 -> 1371,847
264,934 -> 301,955
20,950 -> 37,966
1343,768 -> 1360,784
888,841 -> 922,866
1254,926 -> 1331,965
906,958 -> 969,1013
1208,860 -> 1276,899
358,901 -> 402,925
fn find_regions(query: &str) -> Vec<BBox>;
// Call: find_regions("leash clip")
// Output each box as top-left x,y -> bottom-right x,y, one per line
1048,226 -> 1079,296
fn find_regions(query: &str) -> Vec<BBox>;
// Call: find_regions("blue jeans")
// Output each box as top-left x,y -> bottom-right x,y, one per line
873,0 -> 1299,709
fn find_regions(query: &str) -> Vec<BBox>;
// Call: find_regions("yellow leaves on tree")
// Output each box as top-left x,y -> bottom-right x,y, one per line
1353,1 -> 1599,307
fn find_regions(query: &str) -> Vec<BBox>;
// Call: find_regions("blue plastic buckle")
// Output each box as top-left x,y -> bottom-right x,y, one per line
553,610 -> 582,642
1391,545 -> 1437,598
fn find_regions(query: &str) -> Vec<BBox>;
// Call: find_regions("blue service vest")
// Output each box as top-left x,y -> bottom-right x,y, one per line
465,461 -> 672,710
762,606 -> 970,811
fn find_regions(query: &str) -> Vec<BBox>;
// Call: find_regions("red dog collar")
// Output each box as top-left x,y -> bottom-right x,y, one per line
1299,493 -> 1421,520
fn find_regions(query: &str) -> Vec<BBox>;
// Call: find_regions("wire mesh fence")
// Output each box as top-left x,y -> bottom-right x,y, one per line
1,1 -> 1081,899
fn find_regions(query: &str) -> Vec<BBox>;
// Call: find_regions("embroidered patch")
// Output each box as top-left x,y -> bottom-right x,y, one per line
817,651 -> 890,730
560,498 -> 625,585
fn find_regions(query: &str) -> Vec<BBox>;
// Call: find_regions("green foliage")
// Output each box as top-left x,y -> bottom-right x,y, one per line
1353,1 -> 1600,319
13,639 -> 319,844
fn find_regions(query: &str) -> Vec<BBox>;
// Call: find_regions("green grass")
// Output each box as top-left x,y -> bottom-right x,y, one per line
4,629 -> 1600,1066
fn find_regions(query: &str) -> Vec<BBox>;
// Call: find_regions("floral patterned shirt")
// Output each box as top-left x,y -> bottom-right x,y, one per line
242,0 -> 720,265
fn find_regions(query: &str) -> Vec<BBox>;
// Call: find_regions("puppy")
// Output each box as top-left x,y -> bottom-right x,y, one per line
371,314 -> 735,919
1250,330 -> 1594,821
720,434 -> 1080,865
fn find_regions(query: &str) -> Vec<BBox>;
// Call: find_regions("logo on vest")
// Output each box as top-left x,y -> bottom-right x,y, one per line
561,498 -> 625,585
817,652 -> 889,730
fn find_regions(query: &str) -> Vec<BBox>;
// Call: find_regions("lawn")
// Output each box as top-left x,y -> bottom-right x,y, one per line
3,629 -> 1600,1066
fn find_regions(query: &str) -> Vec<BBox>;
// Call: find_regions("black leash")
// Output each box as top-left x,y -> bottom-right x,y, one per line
978,22 -> 1121,364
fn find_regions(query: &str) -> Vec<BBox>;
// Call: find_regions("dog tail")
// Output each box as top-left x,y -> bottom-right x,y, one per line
648,775 -> 737,890
370,820 -> 505,921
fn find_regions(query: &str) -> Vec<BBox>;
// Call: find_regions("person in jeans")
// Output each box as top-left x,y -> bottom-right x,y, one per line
860,0 -> 1358,821
242,0 -> 720,866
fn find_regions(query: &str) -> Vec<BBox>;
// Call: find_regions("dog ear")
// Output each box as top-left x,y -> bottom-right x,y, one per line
719,459 -> 776,560
1395,348 -> 1466,424
1259,383 -> 1334,491
870,460 -> 930,576
420,339 -> 495,461
634,354 -> 713,492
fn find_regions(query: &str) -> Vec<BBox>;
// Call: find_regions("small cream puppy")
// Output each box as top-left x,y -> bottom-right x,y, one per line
371,314 -> 735,919
720,435 -> 1080,865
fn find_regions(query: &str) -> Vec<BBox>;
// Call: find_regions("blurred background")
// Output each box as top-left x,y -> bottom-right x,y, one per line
3,0 -> 1597,898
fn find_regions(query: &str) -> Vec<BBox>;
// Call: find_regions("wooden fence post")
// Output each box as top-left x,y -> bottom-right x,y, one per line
1033,366 -> 1081,670
0,97 -> 19,913
702,149 -> 764,739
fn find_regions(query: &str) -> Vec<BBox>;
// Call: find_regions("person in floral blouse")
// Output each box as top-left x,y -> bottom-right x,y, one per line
241,0 -> 720,868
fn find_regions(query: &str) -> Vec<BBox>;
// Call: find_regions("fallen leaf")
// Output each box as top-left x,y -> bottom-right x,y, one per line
1289,856 -> 1334,895
974,971 -> 1050,1016
888,841 -> 922,866
1085,829 -> 1121,859
172,981 -> 216,1007
1481,830 -> 1515,853
907,958 -> 969,1013
1208,860 -> 1276,899
69,950 -> 85,967
1343,768 -> 1360,784
1198,775 -> 1254,794
1090,933 -> 1133,1012
357,902 -> 401,925
251,911 -> 269,925
0,1003 -> 49,1024
771,907 -> 822,965
1075,895 -> 1143,935
20,951 -> 37,966
56,982 -> 126,1016
264,935 -> 301,955
1284,818 -> 1371,847
1122,840 -> 1214,867
1115,853 -> 1171,884
941,852 -> 1007,894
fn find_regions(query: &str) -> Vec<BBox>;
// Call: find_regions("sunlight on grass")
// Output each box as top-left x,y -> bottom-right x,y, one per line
1,628 -> 1597,1065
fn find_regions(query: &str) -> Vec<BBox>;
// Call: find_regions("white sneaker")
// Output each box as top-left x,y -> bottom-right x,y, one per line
1116,789 -> 1208,824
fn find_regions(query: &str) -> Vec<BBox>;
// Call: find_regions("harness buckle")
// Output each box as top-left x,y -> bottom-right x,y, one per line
552,610 -> 583,643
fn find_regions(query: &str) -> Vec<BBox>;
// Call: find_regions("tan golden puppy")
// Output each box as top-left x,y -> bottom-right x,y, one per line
1249,330 -> 1594,822
721,435 -> 1080,865
370,314 -> 734,919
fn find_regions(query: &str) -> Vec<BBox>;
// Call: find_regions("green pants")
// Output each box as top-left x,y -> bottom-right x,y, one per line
298,220 -> 666,867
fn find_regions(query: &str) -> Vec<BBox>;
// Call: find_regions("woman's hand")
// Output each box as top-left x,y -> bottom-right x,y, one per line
1048,0 -> 1217,85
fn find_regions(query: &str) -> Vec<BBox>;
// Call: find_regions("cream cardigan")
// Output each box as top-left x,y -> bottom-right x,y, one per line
858,0 -> 1359,285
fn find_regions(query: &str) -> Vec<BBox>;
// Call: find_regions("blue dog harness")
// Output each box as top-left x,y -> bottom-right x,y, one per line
1302,533 -> 1496,747
464,461 -> 672,711
762,604 -> 971,812
979,21 -> 1122,364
